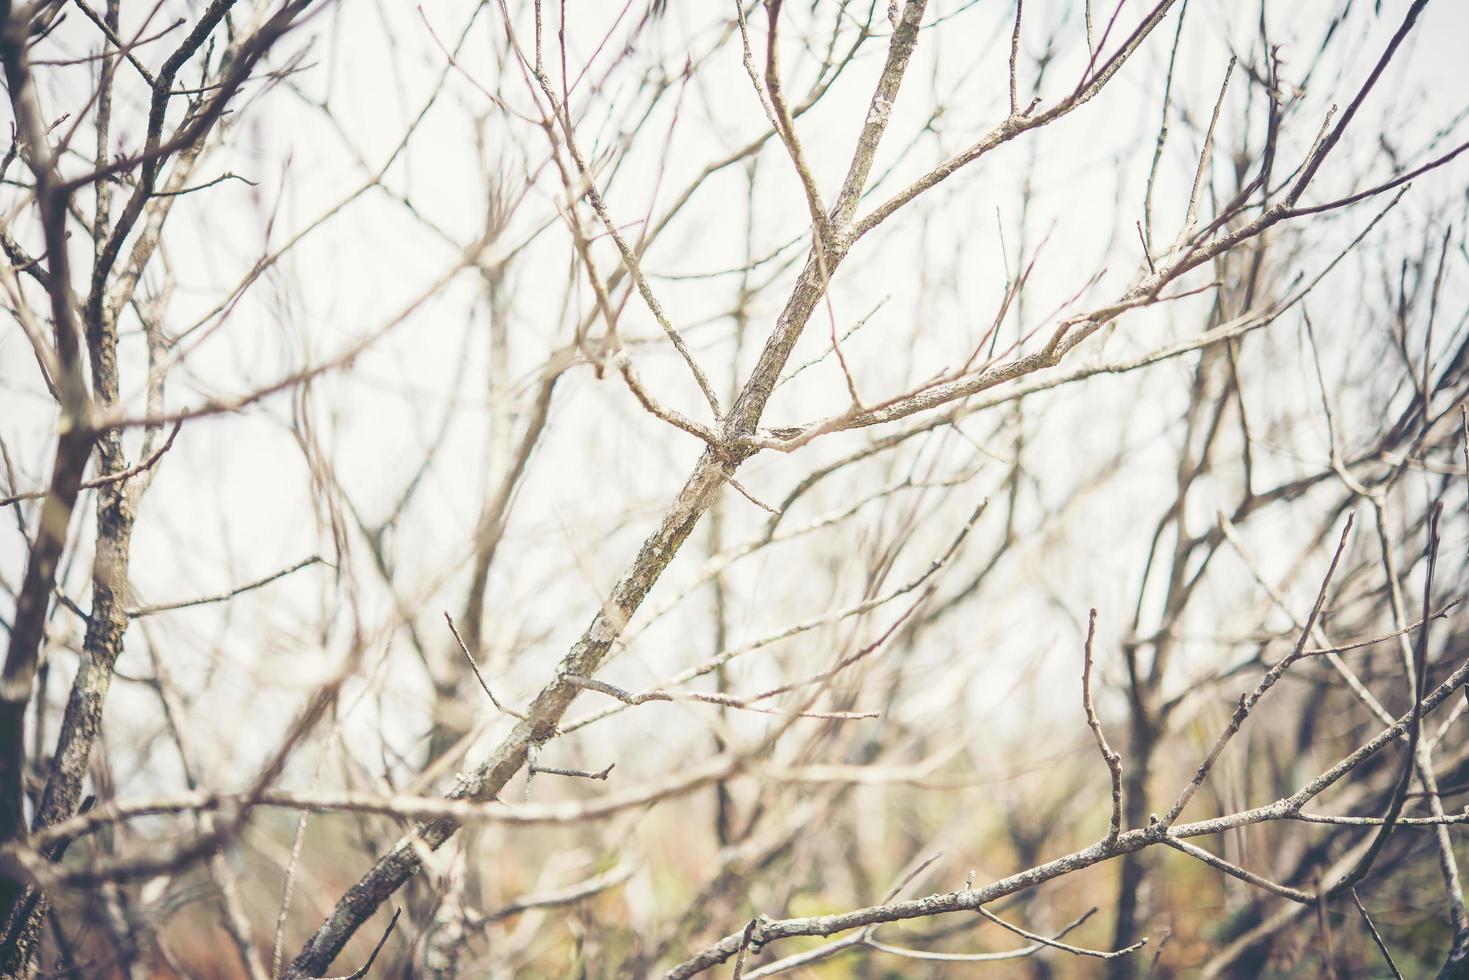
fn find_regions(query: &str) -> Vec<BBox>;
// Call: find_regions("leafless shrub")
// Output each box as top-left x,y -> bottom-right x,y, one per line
1,0 -> 1467,977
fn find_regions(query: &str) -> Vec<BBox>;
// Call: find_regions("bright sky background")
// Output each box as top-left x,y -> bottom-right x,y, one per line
2,0 -> 1466,789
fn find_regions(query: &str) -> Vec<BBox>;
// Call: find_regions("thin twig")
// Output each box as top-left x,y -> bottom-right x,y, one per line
1008,0 -> 1023,117
1301,600 -> 1461,657
565,675 -> 878,722
1160,514 -> 1354,828
1082,609 -> 1124,842
1142,0 -> 1188,252
727,476 -> 780,515
1164,838 -> 1311,904
325,907 -> 400,980
1350,889 -> 1405,980
0,421 -> 181,509
1333,503 -> 1442,894
126,555 -> 324,618
475,861 -> 636,924
732,918 -> 759,980
526,762 -> 614,780
975,904 -> 1146,959
444,613 -> 527,720
1174,56 -> 1235,253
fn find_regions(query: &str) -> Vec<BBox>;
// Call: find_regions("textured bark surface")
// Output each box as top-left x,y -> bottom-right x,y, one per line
286,146 -> 871,980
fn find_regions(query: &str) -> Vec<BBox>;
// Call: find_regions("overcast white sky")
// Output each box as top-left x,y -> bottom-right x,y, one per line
3,0 -> 1466,787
